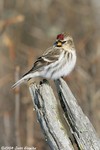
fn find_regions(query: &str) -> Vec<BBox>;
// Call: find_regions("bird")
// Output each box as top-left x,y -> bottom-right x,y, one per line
12,33 -> 76,88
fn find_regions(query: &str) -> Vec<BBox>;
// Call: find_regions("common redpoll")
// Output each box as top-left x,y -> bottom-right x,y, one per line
12,33 -> 76,88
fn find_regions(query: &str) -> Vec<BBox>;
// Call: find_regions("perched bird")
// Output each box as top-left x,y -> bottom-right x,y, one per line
12,33 -> 76,88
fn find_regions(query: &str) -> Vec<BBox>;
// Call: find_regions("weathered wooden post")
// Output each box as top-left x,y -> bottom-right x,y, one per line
29,78 -> 100,150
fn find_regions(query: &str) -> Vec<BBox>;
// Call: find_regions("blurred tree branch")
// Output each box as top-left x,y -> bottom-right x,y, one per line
0,14 -> 24,35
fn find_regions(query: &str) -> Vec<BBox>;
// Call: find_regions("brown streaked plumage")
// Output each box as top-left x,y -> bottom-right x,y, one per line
12,33 -> 76,88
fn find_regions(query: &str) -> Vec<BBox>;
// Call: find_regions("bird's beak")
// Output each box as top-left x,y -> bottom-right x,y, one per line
54,41 -> 62,47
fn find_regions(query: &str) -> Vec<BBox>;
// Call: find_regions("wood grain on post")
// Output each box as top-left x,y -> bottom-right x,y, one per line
29,78 -> 100,150
55,79 -> 100,150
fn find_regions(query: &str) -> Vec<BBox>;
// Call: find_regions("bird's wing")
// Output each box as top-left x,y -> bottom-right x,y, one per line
23,47 -> 62,77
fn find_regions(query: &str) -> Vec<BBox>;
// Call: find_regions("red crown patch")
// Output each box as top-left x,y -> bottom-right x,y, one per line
56,34 -> 64,40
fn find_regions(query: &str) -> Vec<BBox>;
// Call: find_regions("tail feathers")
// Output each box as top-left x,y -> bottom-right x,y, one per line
12,77 -> 25,89
12,72 -> 39,89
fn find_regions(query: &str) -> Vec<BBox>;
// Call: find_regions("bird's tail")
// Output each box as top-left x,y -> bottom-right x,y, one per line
12,72 -> 39,89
